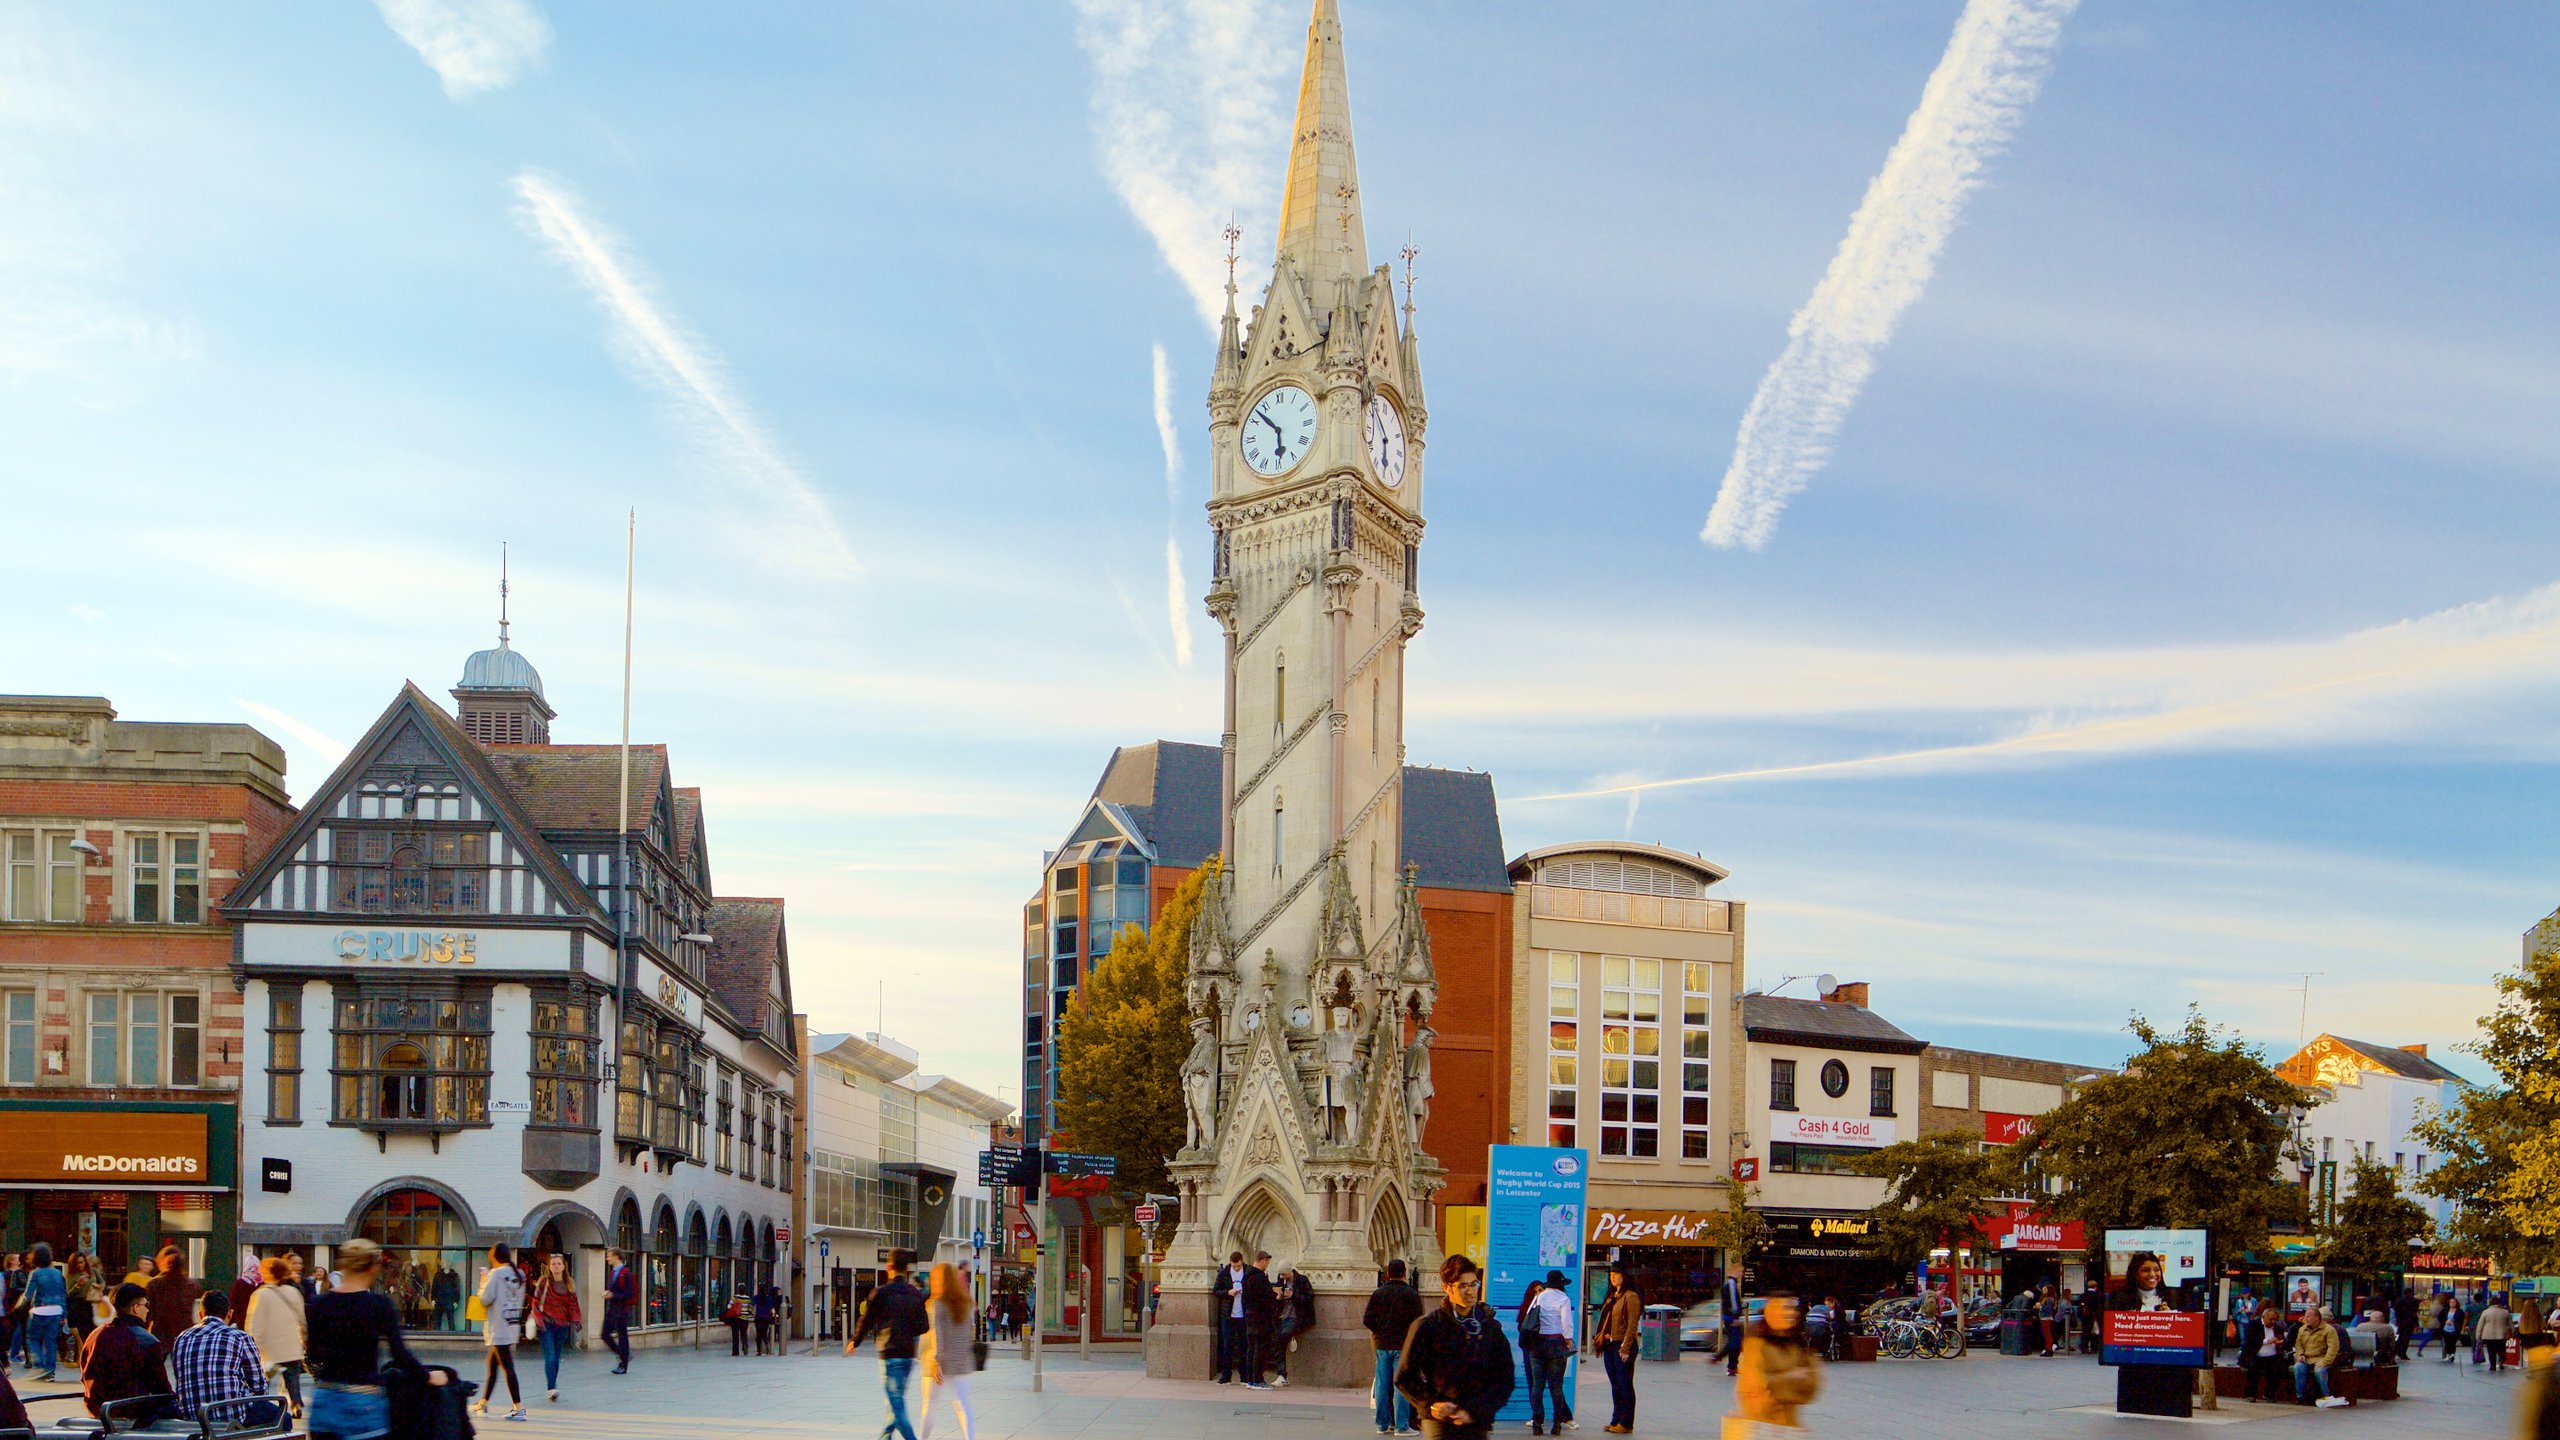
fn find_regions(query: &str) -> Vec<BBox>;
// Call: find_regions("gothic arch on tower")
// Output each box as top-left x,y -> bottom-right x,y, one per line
1365,1184 -> 1411,1269
1223,1178 -> 1306,1267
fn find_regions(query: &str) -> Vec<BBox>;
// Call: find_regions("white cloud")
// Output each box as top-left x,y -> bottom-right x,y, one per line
510,171 -> 856,579
1069,0 -> 1293,329
233,698 -> 351,771
1153,343 -> 1196,666
373,0 -> 550,99
1703,0 -> 2078,549
1497,577 -> 2560,801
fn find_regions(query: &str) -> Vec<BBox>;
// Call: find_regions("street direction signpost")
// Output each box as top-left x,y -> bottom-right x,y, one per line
1132,1203 -> 1158,1226
1044,1150 -> 1117,1176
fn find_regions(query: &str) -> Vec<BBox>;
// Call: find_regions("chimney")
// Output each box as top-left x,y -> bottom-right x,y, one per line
1822,981 -> 1870,1008
2399,1044 -> 2427,1059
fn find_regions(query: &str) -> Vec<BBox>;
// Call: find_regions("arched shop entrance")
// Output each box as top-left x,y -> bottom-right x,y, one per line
353,1185 -> 478,1337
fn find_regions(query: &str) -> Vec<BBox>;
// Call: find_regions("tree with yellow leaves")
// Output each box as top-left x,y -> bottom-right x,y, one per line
1053,861 -> 1214,1203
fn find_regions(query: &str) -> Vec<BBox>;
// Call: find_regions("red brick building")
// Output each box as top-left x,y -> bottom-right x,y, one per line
0,695 -> 294,1276
1018,741 -> 1510,1342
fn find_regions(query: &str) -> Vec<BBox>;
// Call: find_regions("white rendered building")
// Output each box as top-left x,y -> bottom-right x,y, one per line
2275,1034 -> 2463,1236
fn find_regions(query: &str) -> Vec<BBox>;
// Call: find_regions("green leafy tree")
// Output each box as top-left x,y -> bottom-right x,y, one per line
1052,862 -> 1213,1202
2020,1008 -> 2310,1263
1856,1132 -> 2014,1275
2316,1155 -> 2432,1283
2414,935 -> 2560,1273
1703,1179 -> 1769,1267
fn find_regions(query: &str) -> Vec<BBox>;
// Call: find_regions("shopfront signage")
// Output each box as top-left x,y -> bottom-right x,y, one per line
1986,1205 -> 2084,1253
2410,1252 -> 2491,1275
638,960 -> 698,1026
1773,1113 -> 1896,1147
1731,1157 -> 1759,1182
1759,1211 -> 1874,1259
1984,1112 -> 2038,1145
334,929 -> 478,963
2102,1310 -> 2209,1368
1587,1208 -> 1717,1247
2,1111 -> 210,1186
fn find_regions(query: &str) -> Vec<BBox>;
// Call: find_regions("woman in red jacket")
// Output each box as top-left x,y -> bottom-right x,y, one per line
530,1253 -> 584,1404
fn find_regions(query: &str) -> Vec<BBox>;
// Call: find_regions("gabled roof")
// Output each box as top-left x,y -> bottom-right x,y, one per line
1091,742 -> 1224,869
484,744 -> 670,833
226,682 -> 606,926
706,897 -> 786,1032
672,788 -> 704,867
1743,994 -> 1927,1056
2281,1034 -> 2464,1086
1078,740 -> 1510,893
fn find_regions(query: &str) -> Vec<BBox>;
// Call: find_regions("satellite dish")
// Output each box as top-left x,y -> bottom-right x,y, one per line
1816,973 -> 1839,997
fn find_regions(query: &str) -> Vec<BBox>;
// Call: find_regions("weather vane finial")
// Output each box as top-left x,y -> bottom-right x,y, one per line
1399,240 -> 1419,323
1223,214 -> 1242,299
498,541 -> 510,646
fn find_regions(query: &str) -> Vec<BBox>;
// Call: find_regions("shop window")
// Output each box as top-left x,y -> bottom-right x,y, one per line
3,829 -> 82,922
1680,962 -> 1714,1159
126,832 -> 203,924
648,1208 -> 678,1326
531,993 -> 599,1128
1870,1067 -> 1896,1117
331,989 -> 491,1125
1598,955 -> 1660,1158
617,1015 -> 651,1142
1545,952 -> 1579,1148
356,1188 -> 478,1335
716,1071 -> 736,1173
4,990 -> 36,1085
267,986 -> 302,1122
1770,1058 -> 1797,1111
1770,1141 -> 1869,1176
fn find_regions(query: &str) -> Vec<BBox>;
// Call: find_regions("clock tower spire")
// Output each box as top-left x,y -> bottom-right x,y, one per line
1158,0 -> 1440,1385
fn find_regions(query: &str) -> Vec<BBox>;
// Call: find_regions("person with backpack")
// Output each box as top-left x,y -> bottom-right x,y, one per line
473,1243 -> 528,1422
724,1289 -> 751,1356
1521,1269 -> 1576,1435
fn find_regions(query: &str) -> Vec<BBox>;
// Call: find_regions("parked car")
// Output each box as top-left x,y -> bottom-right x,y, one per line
1679,1296 -> 1767,1351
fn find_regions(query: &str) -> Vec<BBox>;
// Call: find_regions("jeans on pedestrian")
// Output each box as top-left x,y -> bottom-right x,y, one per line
2292,1361 -> 2327,1401
307,1382 -> 390,1440
1723,1322 -> 1744,1374
268,1360 -> 307,1414
1373,1349 -> 1414,1431
1601,1346 -> 1636,1429
1216,1313 -> 1246,1381
23,1313 -> 60,1377
539,1321 -> 571,1391
879,1355 -> 920,1440
1526,1340 -> 1571,1428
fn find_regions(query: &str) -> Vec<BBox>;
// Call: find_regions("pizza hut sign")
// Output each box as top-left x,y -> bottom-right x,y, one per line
1984,1112 -> 2039,1146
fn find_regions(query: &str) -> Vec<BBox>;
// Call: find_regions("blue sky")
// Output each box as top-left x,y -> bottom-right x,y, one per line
6,1 -> 2555,1095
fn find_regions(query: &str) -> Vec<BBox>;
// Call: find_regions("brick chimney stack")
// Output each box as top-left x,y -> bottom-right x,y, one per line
1822,980 -> 1870,1007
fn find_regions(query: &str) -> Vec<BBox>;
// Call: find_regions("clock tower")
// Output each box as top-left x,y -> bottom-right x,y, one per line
1152,0 -> 1443,1386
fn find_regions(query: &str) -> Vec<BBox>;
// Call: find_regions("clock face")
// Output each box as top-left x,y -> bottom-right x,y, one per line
1241,385 -> 1318,477
1364,395 -> 1407,487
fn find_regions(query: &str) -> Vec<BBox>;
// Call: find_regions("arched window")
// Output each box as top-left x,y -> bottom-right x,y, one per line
760,1220 -> 777,1300
682,1212 -> 709,1323
1272,794 -> 1284,877
613,1197 -> 642,1257
1273,654 -> 1287,740
355,1188 -> 475,1336
712,1216 -> 735,1317
389,842 -> 428,913
378,1041 -> 428,1119
648,1206 -> 678,1326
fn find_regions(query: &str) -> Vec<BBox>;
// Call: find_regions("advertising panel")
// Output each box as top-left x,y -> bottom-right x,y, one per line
2103,1228 -> 2208,1299
2101,1310 -> 2210,1367
1983,1112 -> 2038,1145
1486,1145 -> 1588,1425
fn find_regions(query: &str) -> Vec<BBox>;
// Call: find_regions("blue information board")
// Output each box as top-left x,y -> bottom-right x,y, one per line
1484,1145 -> 1590,1425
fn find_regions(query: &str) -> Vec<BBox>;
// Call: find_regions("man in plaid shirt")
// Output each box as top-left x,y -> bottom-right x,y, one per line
168,1289 -> 267,1419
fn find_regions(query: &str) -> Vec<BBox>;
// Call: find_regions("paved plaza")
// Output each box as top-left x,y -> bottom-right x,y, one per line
207,1338 -> 2520,1439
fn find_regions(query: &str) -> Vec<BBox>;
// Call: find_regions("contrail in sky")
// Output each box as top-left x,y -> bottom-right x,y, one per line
511,170 -> 854,576
1069,0 -> 1292,331
1152,343 -> 1196,666
1703,0 -> 2079,550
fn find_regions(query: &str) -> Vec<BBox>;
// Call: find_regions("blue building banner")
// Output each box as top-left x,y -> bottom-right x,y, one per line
1485,1144 -> 1589,1424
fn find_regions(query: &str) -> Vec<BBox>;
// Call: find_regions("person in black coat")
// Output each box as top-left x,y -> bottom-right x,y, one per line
1242,1253 -> 1280,1388
1211,1252 -> 1252,1384
1363,1262 -> 1425,1434
1395,1254 -> 1515,1440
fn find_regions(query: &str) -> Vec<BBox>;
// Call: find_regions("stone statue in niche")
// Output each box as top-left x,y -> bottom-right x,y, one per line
1181,1019 -> 1221,1150
1320,1006 -> 1360,1145
1403,1025 -> 1435,1141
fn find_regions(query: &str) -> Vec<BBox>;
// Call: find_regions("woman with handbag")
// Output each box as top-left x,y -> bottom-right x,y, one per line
474,1243 -> 528,1422
1733,1292 -> 1820,1433
916,1262 -> 979,1440
245,1255 -> 309,1420
306,1238 -> 442,1440
531,1252 -> 583,1404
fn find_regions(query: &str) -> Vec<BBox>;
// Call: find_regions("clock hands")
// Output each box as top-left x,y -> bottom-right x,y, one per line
1260,409 -> 1287,461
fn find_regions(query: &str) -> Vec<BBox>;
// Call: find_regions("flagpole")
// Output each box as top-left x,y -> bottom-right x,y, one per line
616,509 -> 636,1151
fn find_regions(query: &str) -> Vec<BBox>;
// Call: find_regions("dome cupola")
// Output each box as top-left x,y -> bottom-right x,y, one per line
452,546 -> 556,746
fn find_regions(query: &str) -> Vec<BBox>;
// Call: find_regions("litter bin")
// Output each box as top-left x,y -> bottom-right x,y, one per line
1639,1304 -> 1683,1361
2000,1314 -> 2033,1356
